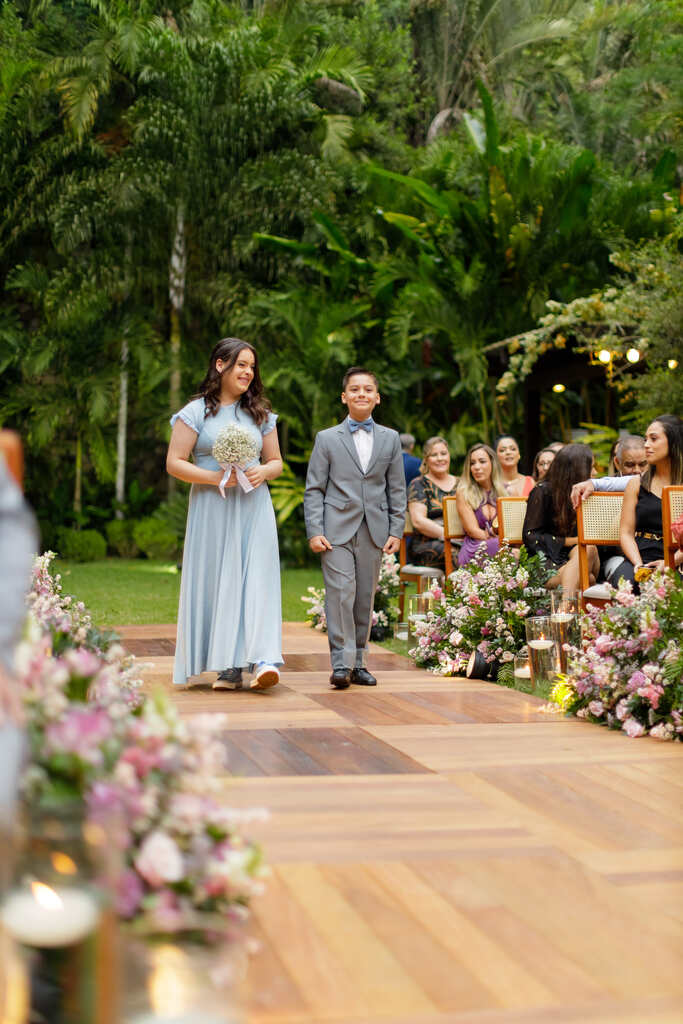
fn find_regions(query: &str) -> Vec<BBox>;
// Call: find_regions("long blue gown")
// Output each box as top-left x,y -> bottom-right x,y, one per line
170,397 -> 283,686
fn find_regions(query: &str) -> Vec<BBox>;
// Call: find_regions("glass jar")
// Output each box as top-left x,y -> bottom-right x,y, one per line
121,918 -> 247,1024
0,802 -> 118,1024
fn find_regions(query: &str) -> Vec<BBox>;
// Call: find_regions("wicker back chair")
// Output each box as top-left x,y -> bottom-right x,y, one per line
497,496 -> 527,547
576,492 -> 624,607
0,430 -> 24,490
662,485 -> 683,570
398,511 -> 445,620
443,495 -> 465,577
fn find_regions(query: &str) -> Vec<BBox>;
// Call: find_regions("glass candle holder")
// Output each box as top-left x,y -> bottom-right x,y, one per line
0,802 -> 117,1024
407,594 -> 431,636
394,621 -> 410,642
121,918 -> 247,1024
513,649 -> 532,689
525,616 -> 558,690
550,591 -> 581,673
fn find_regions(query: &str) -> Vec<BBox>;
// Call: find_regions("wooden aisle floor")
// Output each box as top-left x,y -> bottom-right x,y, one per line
119,622 -> 683,1024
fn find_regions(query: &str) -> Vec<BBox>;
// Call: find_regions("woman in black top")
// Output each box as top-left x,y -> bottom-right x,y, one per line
609,414 -> 683,588
523,443 -> 598,592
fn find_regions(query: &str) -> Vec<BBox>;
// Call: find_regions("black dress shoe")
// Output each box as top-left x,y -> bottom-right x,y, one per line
329,670 -> 351,689
350,667 -> 377,686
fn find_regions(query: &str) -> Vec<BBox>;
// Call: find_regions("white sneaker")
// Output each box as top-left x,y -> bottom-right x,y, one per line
250,663 -> 280,690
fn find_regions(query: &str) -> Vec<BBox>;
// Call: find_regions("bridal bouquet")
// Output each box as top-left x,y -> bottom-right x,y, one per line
212,424 -> 259,496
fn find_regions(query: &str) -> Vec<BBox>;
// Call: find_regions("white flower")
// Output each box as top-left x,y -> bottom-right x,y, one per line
212,424 -> 259,467
135,830 -> 184,887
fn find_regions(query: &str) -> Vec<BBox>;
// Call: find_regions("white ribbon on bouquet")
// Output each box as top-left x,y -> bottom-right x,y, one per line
218,463 -> 254,497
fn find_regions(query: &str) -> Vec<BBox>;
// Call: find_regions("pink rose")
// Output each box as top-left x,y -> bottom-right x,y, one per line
623,717 -> 646,738
588,700 -> 604,717
134,830 -> 184,887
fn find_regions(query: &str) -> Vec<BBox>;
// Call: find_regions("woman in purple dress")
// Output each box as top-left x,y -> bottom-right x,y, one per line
456,443 -> 506,566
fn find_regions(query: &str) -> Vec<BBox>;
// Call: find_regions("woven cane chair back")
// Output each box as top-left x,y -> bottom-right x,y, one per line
662,485 -> 683,569
442,495 -> 465,577
577,492 -> 623,544
497,497 -> 527,546
577,492 -> 624,607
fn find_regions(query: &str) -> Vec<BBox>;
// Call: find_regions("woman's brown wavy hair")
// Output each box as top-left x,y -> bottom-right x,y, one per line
545,443 -> 594,536
193,338 -> 271,425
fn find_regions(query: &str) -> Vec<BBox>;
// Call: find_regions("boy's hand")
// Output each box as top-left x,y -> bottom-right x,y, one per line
309,535 -> 333,553
383,535 -> 401,555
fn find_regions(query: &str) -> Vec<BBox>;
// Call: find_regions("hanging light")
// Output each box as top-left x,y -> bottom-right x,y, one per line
598,349 -> 611,364
668,359 -> 678,370
552,383 -> 566,393
626,348 -> 640,363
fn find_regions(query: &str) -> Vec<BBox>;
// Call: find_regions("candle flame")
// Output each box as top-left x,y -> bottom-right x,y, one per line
51,852 -> 78,875
31,882 -> 63,911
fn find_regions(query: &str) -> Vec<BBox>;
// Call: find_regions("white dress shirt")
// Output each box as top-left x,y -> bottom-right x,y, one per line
594,474 -> 637,492
349,419 -> 374,473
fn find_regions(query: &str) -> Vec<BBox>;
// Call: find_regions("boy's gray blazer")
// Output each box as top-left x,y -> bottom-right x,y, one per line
304,421 -> 407,548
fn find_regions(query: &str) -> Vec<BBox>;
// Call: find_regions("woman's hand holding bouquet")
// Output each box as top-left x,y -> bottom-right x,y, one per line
212,424 -> 260,497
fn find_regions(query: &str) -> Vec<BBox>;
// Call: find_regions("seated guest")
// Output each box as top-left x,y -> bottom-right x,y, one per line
400,433 -> 422,488
407,436 -> 458,568
608,415 -> 683,587
532,447 -> 555,482
523,443 -> 599,591
495,435 -> 535,496
456,443 -> 505,566
613,434 -> 648,477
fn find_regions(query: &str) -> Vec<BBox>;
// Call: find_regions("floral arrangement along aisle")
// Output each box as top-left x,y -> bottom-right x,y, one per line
15,553 -> 266,930
409,546 -> 551,676
301,551 -> 400,639
551,568 -> 683,741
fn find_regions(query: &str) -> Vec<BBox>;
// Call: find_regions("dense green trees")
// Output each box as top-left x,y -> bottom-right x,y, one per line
0,0 -> 680,553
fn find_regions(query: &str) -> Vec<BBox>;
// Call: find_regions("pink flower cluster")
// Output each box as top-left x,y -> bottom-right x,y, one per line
18,553 -> 267,933
410,546 -> 551,676
553,569 -> 683,741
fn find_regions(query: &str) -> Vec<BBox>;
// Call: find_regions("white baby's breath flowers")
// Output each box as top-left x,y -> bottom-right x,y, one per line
213,424 -> 259,467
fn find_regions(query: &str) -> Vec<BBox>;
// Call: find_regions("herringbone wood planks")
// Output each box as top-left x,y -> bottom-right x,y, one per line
120,621 -> 683,1023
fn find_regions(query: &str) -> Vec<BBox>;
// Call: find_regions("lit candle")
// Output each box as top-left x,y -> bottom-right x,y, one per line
528,639 -> 554,650
1,882 -> 99,947
513,665 -> 531,679
396,629 -> 408,641
550,612 -> 574,623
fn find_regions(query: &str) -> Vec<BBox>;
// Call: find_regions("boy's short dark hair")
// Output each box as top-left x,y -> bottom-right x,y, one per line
342,366 -> 379,391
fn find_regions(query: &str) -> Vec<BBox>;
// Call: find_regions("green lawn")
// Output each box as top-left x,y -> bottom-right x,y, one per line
53,559 -> 323,626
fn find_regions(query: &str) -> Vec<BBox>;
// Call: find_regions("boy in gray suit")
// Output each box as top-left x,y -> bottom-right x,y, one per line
304,368 -> 406,689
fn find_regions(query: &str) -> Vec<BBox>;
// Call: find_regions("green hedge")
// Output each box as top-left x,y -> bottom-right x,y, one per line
57,527 -> 107,562
133,517 -> 179,560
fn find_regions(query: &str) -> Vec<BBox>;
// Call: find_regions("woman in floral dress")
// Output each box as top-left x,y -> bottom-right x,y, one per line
407,436 -> 458,568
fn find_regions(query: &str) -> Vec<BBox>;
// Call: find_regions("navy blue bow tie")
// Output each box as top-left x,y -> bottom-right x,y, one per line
348,418 -> 373,433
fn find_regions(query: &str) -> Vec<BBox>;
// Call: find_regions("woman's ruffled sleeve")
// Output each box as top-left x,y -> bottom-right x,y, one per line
260,412 -> 278,436
170,399 -> 204,434
522,484 -> 565,564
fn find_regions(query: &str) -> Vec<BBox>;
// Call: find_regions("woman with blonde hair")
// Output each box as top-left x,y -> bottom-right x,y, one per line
407,436 -> 459,568
456,443 -> 506,565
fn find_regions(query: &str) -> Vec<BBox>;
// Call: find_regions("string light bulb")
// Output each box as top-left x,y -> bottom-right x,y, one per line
626,348 -> 640,363
598,349 -> 611,364
552,383 -> 566,393
668,359 -> 678,370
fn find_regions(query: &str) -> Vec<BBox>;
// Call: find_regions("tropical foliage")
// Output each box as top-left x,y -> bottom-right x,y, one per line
0,0 -> 680,555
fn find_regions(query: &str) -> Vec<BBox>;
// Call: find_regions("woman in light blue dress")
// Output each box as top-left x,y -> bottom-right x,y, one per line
167,338 -> 283,691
